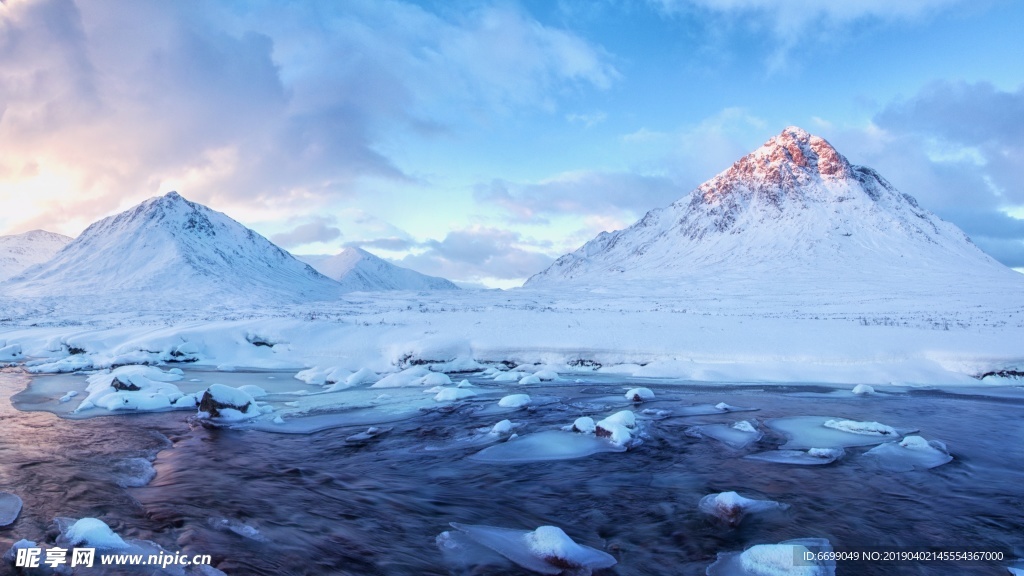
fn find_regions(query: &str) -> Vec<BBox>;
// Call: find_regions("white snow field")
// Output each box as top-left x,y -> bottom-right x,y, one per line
0,128 -> 1022,389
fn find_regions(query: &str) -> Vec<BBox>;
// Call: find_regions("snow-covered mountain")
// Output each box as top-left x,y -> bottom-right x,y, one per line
2,192 -> 342,303
526,126 -> 1021,291
297,248 -> 459,291
0,230 -> 72,282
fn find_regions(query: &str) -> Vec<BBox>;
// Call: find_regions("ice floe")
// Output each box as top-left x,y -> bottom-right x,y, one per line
469,430 -> 626,463
744,448 -> 845,466
439,522 -> 616,575
698,491 -> 789,526
687,420 -> 763,449
767,416 -> 912,449
862,435 -> 953,471
0,492 -> 22,527
707,538 -> 835,576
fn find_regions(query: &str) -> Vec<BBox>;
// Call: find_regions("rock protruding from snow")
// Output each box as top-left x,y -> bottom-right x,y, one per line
75,365 -> 190,413
297,247 -> 459,292
625,387 -> 654,402
2,191 -> 342,303
198,383 -> 258,422
0,229 -> 72,282
525,126 -> 1017,292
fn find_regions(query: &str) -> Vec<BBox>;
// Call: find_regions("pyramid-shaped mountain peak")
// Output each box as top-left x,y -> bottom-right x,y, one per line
526,126 -> 1018,290
3,192 -> 342,303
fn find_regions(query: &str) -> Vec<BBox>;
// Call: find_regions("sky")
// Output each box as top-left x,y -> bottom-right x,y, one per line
1,0 -> 1022,288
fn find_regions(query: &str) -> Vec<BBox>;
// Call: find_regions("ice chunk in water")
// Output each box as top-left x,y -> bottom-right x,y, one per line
572,417 -> 596,434
744,448 -> 845,466
490,420 -> 513,435
0,492 -> 22,527
852,384 -> 875,395
707,538 -> 835,576
687,420 -> 762,449
767,416 -> 911,449
445,523 -> 616,575
111,457 -> 156,487
499,394 -> 531,408
58,517 -> 130,549
698,491 -> 789,526
434,387 -> 477,402
862,436 -> 952,471
469,430 -> 626,463
625,387 -> 654,402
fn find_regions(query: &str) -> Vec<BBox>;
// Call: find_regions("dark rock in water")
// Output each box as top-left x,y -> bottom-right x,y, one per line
198,390 -> 251,418
110,377 -> 140,392
0,492 -> 23,527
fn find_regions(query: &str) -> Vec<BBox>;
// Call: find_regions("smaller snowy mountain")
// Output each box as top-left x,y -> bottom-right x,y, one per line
297,248 -> 459,291
0,230 -> 72,281
2,192 -> 343,303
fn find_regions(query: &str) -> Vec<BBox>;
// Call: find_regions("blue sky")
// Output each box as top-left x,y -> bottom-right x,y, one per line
1,0 -> 1022,287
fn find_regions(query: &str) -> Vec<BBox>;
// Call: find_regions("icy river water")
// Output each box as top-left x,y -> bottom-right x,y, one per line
1,369 -> 1023,575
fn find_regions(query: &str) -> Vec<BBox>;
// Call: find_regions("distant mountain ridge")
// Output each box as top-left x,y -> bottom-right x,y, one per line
526,126 -> 1017,289
297,248 -> 459,292
2,192 -> 342,303
0,229 -> 72,282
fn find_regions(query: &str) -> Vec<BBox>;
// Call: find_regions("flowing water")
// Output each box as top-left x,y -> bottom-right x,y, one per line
1,369 -> 1023,575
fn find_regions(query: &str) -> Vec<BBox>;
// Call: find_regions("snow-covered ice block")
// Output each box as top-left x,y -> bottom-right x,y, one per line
572,417 -> 596,434
434,387 -> 477,402
852,384 -> 875,395
519,374 -> 542,385
687,420 -> 762,449
490,419 -> 513,435
595,410 -> 638,446
625,387 -> 654,402
75,365 -> 186,413
862,436 -> 952,471
498,394 -> 531,408
744,448 -> 845,466
443,523 -> 616,575
707,538 -> 835,576
469,430 -> 626,463
698,491 -> 788,526
494,371 -> 528,382
767,416 -> 911,449
534,369 -> 559,381
371,366 -> 431,388
57,517 -> 130,549
421,372 -> 453,386
0,492 -> 22,526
